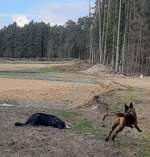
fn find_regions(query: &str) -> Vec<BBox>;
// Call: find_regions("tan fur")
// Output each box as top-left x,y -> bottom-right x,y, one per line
103,102 -> 142,141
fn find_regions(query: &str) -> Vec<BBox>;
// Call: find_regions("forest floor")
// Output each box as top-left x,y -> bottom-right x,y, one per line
0,60 -> 149,157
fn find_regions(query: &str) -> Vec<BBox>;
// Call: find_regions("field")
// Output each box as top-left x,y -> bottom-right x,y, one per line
0,60 -> 149,157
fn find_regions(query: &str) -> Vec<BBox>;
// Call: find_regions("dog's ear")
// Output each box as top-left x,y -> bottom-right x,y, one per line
129,102 -> 133,108
124,104 -> 129,111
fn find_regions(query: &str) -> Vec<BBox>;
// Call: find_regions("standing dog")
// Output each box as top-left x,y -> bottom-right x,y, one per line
102,102 -> 142,141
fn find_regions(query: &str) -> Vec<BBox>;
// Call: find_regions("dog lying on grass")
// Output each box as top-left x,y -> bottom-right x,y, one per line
102,102 -> 142,141
15,113 -> 70,129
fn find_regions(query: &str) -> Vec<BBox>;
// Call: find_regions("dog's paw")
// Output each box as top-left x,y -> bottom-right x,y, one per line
112,136 -> 116,141
139,129 -> 142,132
105,138 -> 109,142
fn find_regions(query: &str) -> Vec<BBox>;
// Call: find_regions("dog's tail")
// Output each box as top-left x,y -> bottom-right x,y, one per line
14,122 -> 26,127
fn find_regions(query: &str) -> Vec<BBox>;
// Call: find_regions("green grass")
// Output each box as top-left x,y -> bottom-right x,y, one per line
40,88 -> 150,157
48,108 -> 106,140
95,87 -> 150,156
72,119 -> 93,133
49,109 -> 92,131
0,67 -> 102,85
48,108 -> 79,120
137,132 -> 150,157
110,89 -> 138,110
71,118 -> 106,140
0,69 -> 39,76
2,98 -> 149,157
0,71 -> 20,76
98,88 -> 150,111
39,66 -> 65,73
0,66 -> 65,77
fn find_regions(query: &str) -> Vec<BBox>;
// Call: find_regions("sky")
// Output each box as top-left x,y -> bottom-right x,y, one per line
0,0 -> 95,28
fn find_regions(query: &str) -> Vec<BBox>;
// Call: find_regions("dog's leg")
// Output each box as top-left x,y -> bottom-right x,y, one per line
112,125 -> 124,141
134,123 -> 142,132
112,117 -> 126,141
105,120 -> 118,142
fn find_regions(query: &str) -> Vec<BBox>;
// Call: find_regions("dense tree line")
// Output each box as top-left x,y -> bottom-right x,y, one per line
90,0 -> 150,75
0,17 -> 91,59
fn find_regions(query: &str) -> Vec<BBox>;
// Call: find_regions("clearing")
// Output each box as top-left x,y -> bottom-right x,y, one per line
0,60 -> 149,157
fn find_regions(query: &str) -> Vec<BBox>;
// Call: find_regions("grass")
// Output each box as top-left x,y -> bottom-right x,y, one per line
98,88 -> 150,111
0,66 -> 102,85
95,87 -> 150,157
110,89 -> 138,110
0,69 -> 39,76
0,71 -> 24,76
48,109 -> 92,131
48,108 -> 106,140
39,66 -> 65,73
0,66 -> 64,76
48,108 -> 79,120
49,108 -> 145,157
0,64 -> 149,157
71,118 -> 106,140
137,132 -> 150,157
72,119 -> 93,132
0,90 -> 149,157
0,66 -> 65,81
49,87 -> 150,150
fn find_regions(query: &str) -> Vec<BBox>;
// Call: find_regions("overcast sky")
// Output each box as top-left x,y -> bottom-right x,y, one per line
0,0 -> 95,28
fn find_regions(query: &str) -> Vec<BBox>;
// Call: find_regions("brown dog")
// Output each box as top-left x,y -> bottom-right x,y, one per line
102,102 -> 142,141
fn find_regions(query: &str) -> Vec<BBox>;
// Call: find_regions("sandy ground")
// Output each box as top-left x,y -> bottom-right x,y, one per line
0,61 -> 149,157
0,77 -> 105,107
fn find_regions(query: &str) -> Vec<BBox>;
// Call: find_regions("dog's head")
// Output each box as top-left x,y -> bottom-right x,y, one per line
56,121 -> 71,129
124,102 -> 136,114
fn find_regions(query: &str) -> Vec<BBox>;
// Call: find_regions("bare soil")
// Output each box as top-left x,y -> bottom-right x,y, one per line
82,64 -> 112,74
0,61 -> 149,157
0,107 -> 125,157
0,77 -> 105,107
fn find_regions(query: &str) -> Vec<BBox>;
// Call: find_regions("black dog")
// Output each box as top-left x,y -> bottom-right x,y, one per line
15,113 -> 69,129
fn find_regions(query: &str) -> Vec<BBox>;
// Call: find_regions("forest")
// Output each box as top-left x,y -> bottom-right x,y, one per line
90,0 -> 150,75
0,0 -> 150,75
0,1 -> 150,156
0,17 -> 91,59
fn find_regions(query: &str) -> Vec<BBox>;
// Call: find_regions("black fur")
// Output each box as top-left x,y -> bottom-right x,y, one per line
15,113 -> 67,129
